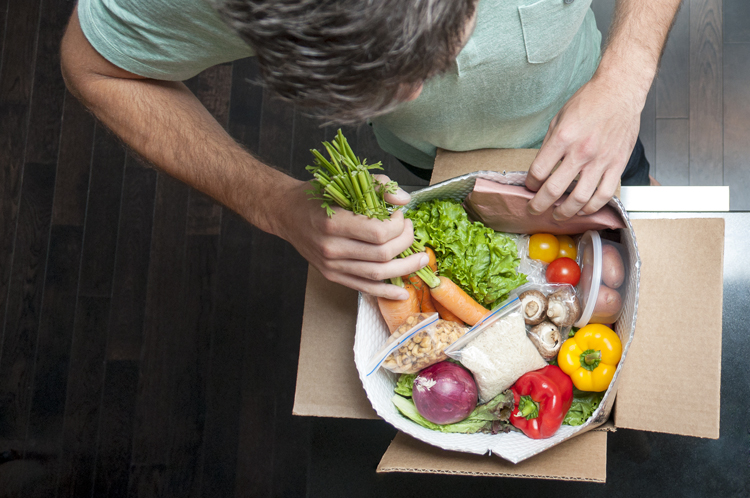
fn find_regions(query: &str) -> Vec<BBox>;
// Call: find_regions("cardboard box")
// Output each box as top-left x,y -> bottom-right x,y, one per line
293,149 -> 724,482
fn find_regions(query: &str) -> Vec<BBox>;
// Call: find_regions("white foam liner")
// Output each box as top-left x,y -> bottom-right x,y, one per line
353,171 -> 641,464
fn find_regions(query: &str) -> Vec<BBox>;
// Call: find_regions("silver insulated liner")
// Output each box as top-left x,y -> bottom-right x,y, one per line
353,171 -> 641,464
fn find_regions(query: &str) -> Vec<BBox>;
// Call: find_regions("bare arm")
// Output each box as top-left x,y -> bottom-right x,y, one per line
61,6 -> 426,299
525,0 -> 683,220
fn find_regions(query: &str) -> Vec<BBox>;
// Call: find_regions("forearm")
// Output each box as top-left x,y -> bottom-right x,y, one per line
60,7 -> 293,236
70,75 -> 292,235
595,0 -> 683,106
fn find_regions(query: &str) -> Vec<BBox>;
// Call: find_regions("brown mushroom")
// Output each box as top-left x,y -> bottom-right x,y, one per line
519,290 -> 548,325
546,288 -> 582,328
528,321 -> 562,360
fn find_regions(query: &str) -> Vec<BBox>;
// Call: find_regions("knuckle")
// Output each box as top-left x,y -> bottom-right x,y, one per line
371,226 -> 391,245
317,216 -> 337,236
365,266 -> 386,282
545,180 -> 568,199
372,247 -> 392,262
571,190 -> 591,205
319,242 -> 339,260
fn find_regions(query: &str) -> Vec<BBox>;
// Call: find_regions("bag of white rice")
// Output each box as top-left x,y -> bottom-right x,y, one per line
445,296 -> 547,402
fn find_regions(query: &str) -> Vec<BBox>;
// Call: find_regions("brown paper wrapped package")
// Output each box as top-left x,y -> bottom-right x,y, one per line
463,179 -> 626,234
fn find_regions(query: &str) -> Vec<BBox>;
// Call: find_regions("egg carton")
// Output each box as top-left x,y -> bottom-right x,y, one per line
353,171 -> 641,464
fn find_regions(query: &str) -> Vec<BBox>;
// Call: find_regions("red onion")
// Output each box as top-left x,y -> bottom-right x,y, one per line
412,362 -> 478,425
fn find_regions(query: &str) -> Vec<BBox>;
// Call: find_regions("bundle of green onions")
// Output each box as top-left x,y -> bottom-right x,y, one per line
306,129 -> 397,220
306,129 -> 439,288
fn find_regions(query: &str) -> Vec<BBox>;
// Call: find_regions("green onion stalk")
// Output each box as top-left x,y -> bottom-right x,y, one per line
306,129 -> 439,288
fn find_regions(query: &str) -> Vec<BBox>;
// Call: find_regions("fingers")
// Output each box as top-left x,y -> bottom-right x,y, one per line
526,133 -> 565,194
322,208 -> 411,245
373,174 -> 411,206
320,220 -> 414,262
323,272 -> 412,300
318,251 -> 430,299
550,165 -> 602,220
578,168 -> 621,216
527,155 -> 583,216
327,251 -> 429,286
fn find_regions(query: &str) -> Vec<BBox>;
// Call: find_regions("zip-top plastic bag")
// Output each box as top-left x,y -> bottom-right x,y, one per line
367,313 -> 468,376
445,297 -> 547,402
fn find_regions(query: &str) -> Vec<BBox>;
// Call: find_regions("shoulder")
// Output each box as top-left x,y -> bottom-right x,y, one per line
78,0 -> 254,80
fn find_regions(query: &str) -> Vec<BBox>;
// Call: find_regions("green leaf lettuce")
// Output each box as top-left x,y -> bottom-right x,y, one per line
405,199 -> 527,308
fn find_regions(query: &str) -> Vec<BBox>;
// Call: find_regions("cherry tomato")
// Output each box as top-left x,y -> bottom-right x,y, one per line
529,233 -> 559,264
556,235 -> 577,260
546,257 -> 581,286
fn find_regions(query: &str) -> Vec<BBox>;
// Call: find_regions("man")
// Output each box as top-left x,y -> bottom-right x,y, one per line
60,0 -> 681,300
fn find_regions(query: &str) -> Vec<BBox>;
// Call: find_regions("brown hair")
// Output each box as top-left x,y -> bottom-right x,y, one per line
213,0 -> 477,123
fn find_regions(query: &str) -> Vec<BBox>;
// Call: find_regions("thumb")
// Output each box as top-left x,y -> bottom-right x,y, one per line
373,174 -> 411,206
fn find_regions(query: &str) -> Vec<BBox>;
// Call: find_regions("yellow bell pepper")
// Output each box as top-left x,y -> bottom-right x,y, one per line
557,324 -> 622,392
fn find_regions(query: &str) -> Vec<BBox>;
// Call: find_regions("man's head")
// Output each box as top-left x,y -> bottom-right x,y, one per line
214,0 -> 477,123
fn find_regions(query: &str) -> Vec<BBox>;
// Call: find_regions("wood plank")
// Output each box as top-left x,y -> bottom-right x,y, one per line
77,125 -> 126,298
656,1 -> 690,118
0,0 -> 8,75
199,212 -> 252,498
92,360 -> 139,498
24,226 -> 83,453
228,57 -> 263,153
0,0 -> 42,353
689,0 -> 723,185
52,94 -> 96,227
128,173 -> 189,495
23,0 -> 71,167
162,234 -> 217,498
723,43 -> 750,211
0,163 -> 55,448
655,118 -> 690,186
106,155 -> 157,361
56,296 -> 110,498
724,0 -> 750,43
233,92 -> 296,498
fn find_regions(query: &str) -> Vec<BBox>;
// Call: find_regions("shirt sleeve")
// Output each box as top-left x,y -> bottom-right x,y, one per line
78,0 -> 254,81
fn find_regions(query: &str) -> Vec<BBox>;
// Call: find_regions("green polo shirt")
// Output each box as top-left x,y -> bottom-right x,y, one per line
78,0 -> 601,168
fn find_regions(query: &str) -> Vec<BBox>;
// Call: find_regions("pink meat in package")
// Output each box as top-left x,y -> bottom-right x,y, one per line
462,179 -> 626,234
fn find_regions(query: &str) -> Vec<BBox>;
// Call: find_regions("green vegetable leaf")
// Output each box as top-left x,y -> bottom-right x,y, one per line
394,373 -> 417,398
563,388 -> 605,426
391,390 -> 515,434
405,199 -> 527,308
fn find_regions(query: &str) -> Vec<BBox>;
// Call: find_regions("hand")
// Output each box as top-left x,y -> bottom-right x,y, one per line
273,175 -> 428,300
525,74 -> 642,221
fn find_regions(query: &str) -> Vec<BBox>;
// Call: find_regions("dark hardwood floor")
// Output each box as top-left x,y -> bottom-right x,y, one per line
0,1 -> 748,497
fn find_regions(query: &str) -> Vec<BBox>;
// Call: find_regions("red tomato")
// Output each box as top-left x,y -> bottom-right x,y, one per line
546,257 -> 581,286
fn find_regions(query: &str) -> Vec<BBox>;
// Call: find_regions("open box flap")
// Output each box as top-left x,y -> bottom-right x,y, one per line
377,430 -> 607,482
614,218 -> 724,438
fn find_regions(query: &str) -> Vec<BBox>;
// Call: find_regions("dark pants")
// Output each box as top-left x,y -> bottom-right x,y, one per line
399,137 -> 651,186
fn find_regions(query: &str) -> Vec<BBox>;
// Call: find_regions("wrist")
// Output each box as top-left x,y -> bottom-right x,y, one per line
590,53 -> 653,114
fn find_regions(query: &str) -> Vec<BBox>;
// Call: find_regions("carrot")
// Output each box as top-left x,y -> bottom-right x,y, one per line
378,282 -> 420,334
418,284 -> 437,314
402,273 -> 422,287
428,276 -> 488,326
425,246 -> 438,273
433,299 -> 465,325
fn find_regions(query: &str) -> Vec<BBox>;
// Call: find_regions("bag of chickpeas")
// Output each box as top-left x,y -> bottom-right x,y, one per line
366,313 -> 468,376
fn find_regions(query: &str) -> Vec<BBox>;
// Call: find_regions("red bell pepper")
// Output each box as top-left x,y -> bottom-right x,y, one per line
510,365 -> 574,439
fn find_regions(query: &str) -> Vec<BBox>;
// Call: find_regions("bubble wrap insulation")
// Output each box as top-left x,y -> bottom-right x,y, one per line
352,171 -> 641,464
